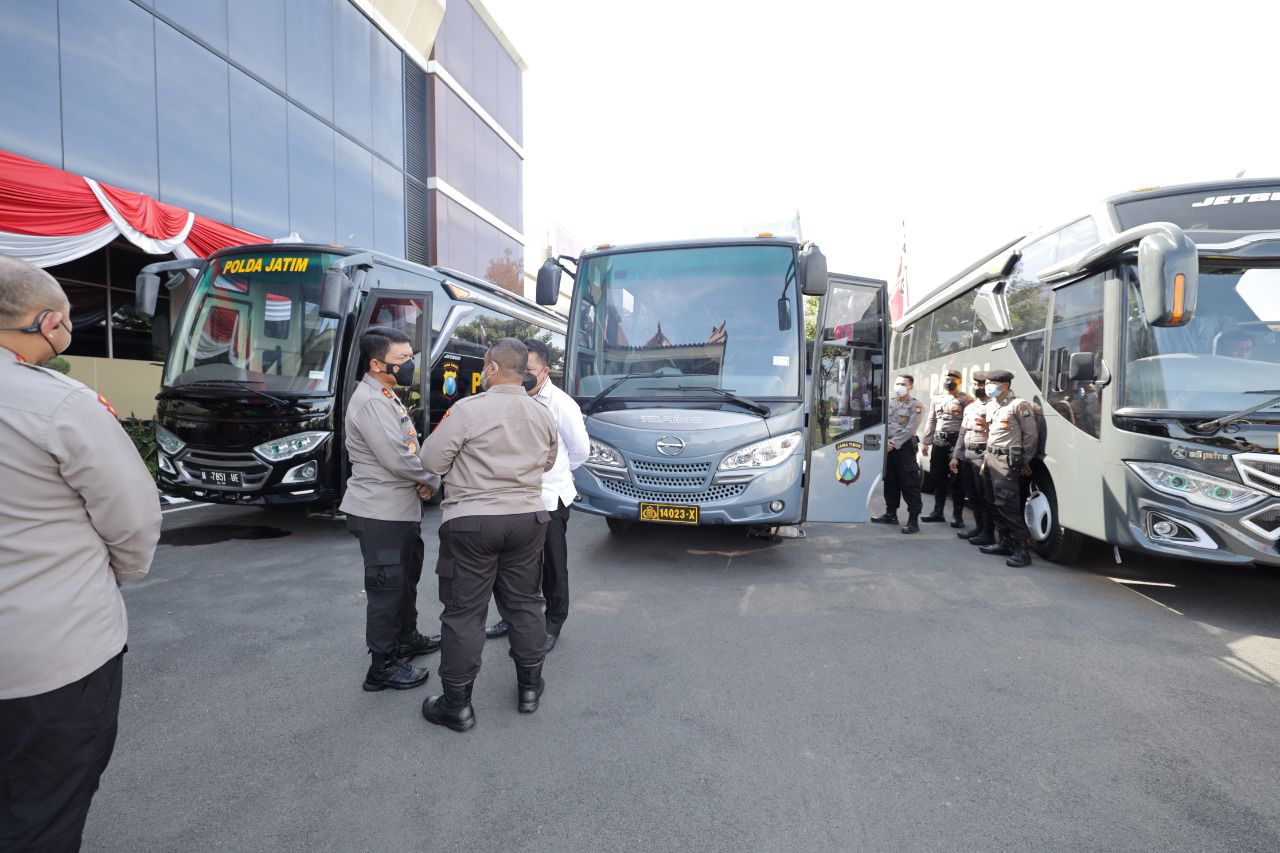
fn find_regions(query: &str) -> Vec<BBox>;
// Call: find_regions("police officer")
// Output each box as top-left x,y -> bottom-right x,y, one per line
950,371 -> 991,541
920,369 -> 972,527
978,369 -> 1039,567
341,326 -> 442,692
871,374 -> 925,534
0,256 -> 162,851
419,338 -> 558,732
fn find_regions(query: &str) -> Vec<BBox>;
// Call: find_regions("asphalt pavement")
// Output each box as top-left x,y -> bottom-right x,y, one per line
82,501 -> 1280,852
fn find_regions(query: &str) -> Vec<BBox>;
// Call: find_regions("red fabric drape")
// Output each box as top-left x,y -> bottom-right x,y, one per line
185,215 -> 263,258
0,150 -> 110,236
95,181 -> 190,240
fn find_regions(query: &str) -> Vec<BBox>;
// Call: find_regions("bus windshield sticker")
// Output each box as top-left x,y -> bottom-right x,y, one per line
835,440 -> 862,485
220,256 -> 311,274
773,355 -> 790,366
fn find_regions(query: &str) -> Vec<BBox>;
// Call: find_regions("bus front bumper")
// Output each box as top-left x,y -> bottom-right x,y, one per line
1115,486 -> 1280,567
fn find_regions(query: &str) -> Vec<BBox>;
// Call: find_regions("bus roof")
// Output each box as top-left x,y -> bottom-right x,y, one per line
578,236 -> 802,260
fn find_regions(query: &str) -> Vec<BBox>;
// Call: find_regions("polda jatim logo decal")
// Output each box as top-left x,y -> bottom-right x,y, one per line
835,440 -> 862,485
442,361 -> 459,398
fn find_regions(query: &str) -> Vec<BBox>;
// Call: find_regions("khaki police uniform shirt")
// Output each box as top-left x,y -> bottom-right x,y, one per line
953,398 -> 992,463
339,374 -> 440,522
0,348 -> 162,699
419,383 -> 557,523
985,394 -> 1040,464
922,391 -> 971,445
887,394 -> 925,450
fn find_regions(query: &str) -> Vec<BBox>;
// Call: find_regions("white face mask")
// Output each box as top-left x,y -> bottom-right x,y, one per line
894,383 -> 908,397
984,383 -> 1000,398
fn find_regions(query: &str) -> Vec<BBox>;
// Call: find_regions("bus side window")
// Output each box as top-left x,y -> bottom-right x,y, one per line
1047,274 -> 1106,438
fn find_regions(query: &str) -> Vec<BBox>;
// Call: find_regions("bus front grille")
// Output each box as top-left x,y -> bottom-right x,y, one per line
601,478 -> 747,505
1234,454 -> 1280,496
631,460 -> 712,475
1242,505 -> 1280,539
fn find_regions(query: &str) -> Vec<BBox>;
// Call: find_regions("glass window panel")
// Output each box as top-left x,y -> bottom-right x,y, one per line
496,145 -> 519,229
432,188 -> 449,264
61,281 -> 110,358
471,21 -> 497,121
907,314 -> 932,365
228,0 -> 286,90
285,0 -> 333,121
1054,217 -> 1099,263
371,31 -> 403,168
372,158 -> 405,258
444,198 -> 476,275
287,104 -> 336,243
335,135 -> 373,248
474,124 -> 498,215
60,0 -> 159,196
155,0 -> 228,53
0,0 -> 62,166
495,54 -> 521,145
332,0 -> 372,146
229,69 -> 289,238
444,87 -> 475,200
1048,274 -> 1106,437
927,292 -> 975,360
441,1 -> 473,94
156,23 -> 232,222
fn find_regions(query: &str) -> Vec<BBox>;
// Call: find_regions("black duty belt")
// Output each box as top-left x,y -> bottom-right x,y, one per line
968,443 -> 987,453
938,431 -> 959,441
988,448 -> 1011,456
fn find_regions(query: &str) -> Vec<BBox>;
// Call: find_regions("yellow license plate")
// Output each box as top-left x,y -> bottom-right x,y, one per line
638,502 -> 699,525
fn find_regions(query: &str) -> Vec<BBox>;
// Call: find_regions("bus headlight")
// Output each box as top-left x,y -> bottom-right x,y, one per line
719,431 -> 802,471
1124,461 -> 1266,512
586,438 -> 625,468
155,423 -> 185,455
254,431 -> 331,463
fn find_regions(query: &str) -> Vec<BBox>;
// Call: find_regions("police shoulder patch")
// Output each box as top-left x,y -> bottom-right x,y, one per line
1017,401 -> 1033,417
914,403 -> 923,413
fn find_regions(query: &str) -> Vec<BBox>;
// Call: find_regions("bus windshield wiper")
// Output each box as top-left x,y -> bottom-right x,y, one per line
167,379 -> 292,408
580,372 -> 663,414
1191,390 -> 1280,434
639,385 -> 770,416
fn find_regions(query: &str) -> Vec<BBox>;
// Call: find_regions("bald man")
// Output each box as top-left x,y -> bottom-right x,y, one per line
0,256 -> 162,850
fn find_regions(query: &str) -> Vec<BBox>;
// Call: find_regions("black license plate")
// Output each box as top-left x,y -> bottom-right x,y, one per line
199,469 -> 243,487
638,502 -> 699,525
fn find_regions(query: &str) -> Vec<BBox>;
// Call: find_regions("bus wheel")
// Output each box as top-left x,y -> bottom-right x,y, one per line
1026,472 -> 1083,564
606,517 -> 635,534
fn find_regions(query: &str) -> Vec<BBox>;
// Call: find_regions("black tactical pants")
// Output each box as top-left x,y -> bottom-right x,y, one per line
982,454 -> 1026,548
928,435 -> 964,514
436,511 -> 550,682
542,500 -> 572,634
347,515 -> 425,656
883,440 -> 923,516
1,651 -> 123,853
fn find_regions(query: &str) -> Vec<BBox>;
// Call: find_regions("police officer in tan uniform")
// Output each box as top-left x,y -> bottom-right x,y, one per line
0,256 -> 162,851
419,338 -> 558,732
921,369 -> 972,527
341,327 -> 442,692
978,369 -> 1039,567
871,374 -> 925,534
950,371 -> 992,542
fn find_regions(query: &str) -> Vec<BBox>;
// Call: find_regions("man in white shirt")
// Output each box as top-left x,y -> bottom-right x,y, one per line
485,339 -> 589,651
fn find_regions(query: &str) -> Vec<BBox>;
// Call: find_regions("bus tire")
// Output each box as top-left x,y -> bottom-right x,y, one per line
606,517 -> 634,534
1027,471 -> 1083,564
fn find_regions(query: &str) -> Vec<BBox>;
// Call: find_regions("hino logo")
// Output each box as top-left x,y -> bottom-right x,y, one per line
639,414 -> 704,424
1191,191 -> 1280,207
655,435 -> 686,456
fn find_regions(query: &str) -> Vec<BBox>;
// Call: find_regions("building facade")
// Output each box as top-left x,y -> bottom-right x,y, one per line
0,0 -> 524,415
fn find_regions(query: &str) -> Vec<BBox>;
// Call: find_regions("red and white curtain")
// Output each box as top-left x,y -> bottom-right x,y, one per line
0,148 -> 263,267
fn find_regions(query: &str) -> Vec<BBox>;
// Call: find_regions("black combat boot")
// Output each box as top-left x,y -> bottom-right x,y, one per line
968,516 -> 997,546
1005,545 -> 1031,568
920,505 -> 946,523
979,540 -> 1014,557
870,512 -> 898,525
516,661 -> 545,713
958,512 -> 983,539
901,513 -> 920,534
484,620 -> 510,639
396,630 -> 440,660
363,653 -> 430,692
950,509 -> 965,528
422,678 -> 476,732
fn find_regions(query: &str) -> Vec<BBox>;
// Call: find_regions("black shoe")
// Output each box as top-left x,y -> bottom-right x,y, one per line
396,630 -> 440,659
949,517 -> 965,528
957,527 -> 981,539
422,678 -> 476,732
968,534 -> 996,547
979,542 -> 1014,556
363,654 -> 430,692
485,620 -> 510,639
920,512 -> 946,523
1005,548 -> 1031,568
545,632 -> 559,653
901,515 -> 919,534
516,662 -> 545,713
869,512 -> 898,525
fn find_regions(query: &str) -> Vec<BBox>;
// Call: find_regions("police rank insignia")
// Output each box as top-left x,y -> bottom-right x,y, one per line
835,440 -> 862,486
98,393 -> 118,417
407,439 -> 418,453
381,387 -> 395,399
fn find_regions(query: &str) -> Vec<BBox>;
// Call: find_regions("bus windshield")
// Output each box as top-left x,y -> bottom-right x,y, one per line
566,244 -> 801,399
164,251 -> 340,395
1123,265 -> 1280,414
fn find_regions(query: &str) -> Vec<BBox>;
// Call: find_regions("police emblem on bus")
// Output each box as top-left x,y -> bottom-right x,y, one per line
640,505 -> 660,521
835,440 -> 862,485
442,362 -> 459,397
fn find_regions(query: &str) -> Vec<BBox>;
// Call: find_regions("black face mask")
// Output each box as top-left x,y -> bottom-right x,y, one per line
521,372 -> 538,392
386,357 -> 415,387
944,380 -> 958,392
973,387 -> 987,400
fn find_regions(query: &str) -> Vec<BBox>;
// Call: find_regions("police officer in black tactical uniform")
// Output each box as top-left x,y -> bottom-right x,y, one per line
871,374 -> 926,534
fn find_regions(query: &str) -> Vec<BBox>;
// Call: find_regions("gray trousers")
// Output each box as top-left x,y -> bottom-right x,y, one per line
436,511 -> 549,682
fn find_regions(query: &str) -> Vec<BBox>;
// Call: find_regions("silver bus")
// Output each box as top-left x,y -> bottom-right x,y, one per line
893,179 -> 1280,566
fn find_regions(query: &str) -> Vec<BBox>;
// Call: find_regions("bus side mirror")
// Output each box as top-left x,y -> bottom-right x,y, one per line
319,268 -> 347,319
136,272 -> 160,318
777,296 -> 792,331
1137,227 -> 1197,327
536,259 -> 561,306
973,281 -> 1011,334
799,244 -> 828,296
1067,351 -> 1096,382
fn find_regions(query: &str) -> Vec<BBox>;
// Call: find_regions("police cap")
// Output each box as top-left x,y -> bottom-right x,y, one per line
945,369 -> 962,379
971,370 -> 987,382
987,369 -> 1014,383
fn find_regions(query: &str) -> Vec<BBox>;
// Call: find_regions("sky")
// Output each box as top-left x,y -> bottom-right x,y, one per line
483,0 -> 1280,306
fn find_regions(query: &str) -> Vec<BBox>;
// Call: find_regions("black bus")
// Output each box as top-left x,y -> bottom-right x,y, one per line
136,243 -> 566,507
